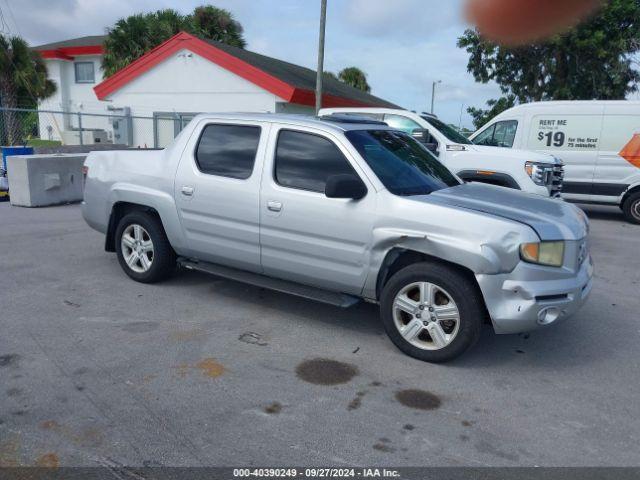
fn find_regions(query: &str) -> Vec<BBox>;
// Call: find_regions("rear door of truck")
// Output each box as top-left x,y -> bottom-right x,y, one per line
174,118 -> 270,273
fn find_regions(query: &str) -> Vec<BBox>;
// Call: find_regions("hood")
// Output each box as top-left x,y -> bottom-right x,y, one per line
465,145 -> 559,164
426,182 -> 588,240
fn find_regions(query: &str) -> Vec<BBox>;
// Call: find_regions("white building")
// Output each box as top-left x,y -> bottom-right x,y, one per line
34,32 -> 398,148
33,35 -> 110,144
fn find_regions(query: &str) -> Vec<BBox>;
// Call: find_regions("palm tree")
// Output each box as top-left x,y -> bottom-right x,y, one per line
191,6 -> 246,48
103,6 -> 247,77
338,67 -> 371,93
0,34 -> 56,145
102,9 -> 190,77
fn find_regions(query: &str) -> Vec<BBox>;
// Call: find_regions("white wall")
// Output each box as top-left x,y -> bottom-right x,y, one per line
276,102 -> 314,115
38,55 -> 111,142
106,49 -> 283,147
37,60 -> 68,141
36,49 -> 311,147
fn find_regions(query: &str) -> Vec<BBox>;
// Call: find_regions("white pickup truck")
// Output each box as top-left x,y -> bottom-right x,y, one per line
320,108 -> 564,197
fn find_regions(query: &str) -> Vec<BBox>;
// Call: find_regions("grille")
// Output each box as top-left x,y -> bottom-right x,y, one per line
549,163 -> 564,198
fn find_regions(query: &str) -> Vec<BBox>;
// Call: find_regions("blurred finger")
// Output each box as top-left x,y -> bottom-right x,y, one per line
465,0 -> 603,45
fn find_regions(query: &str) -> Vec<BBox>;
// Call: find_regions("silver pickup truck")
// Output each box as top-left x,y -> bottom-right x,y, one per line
82,113 -> 593,362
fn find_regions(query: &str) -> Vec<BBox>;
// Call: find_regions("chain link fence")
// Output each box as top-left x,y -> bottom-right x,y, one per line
0,107 -> 193,149
0,106 -> 475,149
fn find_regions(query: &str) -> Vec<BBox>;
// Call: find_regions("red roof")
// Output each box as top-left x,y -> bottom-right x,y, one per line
33,35 -> 105,61
93,31 -> 398,108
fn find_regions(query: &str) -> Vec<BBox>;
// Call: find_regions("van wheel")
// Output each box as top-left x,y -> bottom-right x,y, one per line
622,192 -> 640,225
115,211 -> 176,283
380,262 -> 483,363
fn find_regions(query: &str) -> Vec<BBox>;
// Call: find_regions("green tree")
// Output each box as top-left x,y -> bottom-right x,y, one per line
0,34 -> 56,145
458,0 -> 640,127
102,9 -> 189,76
191,5 -> 246,48
103,6 -> 246,77
338,67 -> 371,92
467,95 -> 516,130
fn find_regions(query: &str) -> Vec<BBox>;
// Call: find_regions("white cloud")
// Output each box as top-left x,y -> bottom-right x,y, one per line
342,0 -> 459,39
3,0 -> 496,128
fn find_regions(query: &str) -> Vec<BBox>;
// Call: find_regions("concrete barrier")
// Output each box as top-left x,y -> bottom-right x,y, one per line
6,154 -> 87,207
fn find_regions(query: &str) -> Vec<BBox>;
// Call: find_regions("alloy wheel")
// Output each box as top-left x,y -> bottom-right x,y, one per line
392,281 -> 461,351
121,224 -> 154,273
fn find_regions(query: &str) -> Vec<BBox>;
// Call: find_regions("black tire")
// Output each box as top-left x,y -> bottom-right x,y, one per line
115,211 -> 176,283
622,192 -> 640,225
380,262 -> 484,363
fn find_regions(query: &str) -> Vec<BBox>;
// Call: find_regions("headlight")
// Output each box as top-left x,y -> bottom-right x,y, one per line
525,161 -> 549,186
520,241 -> 565,267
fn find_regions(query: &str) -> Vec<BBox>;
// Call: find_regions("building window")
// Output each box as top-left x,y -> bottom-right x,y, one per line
74,62 -> 95,84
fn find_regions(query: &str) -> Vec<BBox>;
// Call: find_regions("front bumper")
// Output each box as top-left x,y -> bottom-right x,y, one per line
476,254 -> 593,334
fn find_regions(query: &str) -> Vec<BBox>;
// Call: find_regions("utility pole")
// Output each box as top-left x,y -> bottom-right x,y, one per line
458,103 -> 465,130
430,80 -> 441,114
315,0 -> 328,114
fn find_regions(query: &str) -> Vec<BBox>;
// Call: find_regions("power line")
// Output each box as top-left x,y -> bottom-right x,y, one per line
0,4 -> 11,35
2,0 -> 20,37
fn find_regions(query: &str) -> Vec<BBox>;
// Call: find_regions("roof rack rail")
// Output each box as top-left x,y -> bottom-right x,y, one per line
318,114 -> 388,126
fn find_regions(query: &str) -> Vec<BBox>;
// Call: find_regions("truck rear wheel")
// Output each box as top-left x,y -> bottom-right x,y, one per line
380,262 -> 483,362
622,192 -> 640,225
115,211 -> 176,283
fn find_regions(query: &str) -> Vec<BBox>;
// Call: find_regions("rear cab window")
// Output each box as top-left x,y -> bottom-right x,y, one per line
195,124 -> 262,179
274,129 -> 358,193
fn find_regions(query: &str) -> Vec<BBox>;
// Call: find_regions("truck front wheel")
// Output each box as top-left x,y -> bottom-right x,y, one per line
380,262 -> 483,362
622,192 -> 640,225
115,212 -> 176,283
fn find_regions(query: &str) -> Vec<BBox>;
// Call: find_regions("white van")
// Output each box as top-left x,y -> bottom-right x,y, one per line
319,108 -> 563,198
470,101 -> 640,223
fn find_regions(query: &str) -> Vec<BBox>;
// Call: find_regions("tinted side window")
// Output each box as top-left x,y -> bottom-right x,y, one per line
275,130 -> 356,193
473,124 -> 496,146
195,124 -> 261,179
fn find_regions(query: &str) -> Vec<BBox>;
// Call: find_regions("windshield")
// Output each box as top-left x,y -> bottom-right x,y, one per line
420,116 -> 473,145
346,129 -> 460,196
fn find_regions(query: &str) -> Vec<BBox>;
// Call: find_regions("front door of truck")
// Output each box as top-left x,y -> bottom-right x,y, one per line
174,120 -> 269,273
259,126 -> 375,295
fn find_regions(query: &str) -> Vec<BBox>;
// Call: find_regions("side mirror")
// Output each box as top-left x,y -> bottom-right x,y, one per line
412,128 -> 438,154
411,128 -> 431,143
325,174 -> 367,200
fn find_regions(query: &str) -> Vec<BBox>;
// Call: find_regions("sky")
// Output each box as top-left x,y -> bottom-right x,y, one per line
0,0 -> 507,129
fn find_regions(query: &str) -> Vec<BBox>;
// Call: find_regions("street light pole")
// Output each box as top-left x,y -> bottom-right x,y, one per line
430,80 -> 441,114
315,0 -> 328,114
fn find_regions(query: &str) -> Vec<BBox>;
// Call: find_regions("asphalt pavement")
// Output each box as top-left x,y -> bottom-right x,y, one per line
0,202 -> 639,467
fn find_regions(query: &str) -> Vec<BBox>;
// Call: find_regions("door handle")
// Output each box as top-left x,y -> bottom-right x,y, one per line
181,186 -> 194,196
267,200 -> 282,212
